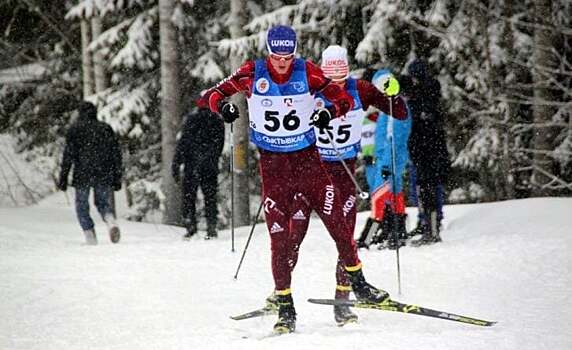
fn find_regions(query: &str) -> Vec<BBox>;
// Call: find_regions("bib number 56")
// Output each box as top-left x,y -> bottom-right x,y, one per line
264,110 -> 300,132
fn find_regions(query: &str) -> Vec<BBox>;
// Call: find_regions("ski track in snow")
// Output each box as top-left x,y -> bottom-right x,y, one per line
1,195 -> 571,350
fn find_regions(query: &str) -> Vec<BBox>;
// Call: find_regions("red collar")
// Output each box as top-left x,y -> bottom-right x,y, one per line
265,57 -> 295,84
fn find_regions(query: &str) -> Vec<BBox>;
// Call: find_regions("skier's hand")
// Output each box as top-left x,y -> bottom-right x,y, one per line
57,177 -> 67,191
381,166 -> 391,180
310,108 -> 331,130
219,102 -> 239,123
363,155 -> 374,166
381,76 -> 400,97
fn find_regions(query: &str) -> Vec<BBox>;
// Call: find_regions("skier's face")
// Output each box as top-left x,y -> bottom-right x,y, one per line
269,53 -> 295,74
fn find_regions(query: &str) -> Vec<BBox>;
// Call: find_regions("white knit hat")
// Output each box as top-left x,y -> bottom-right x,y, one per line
321,45 -> 349,81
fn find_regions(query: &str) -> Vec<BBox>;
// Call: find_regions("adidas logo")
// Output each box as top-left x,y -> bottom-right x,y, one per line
270,222 -> 284,234
292,210 -> 306,220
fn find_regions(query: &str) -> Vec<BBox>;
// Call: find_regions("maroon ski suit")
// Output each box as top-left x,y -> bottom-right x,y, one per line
289,80 -> 408,295
201,59 -> 406,292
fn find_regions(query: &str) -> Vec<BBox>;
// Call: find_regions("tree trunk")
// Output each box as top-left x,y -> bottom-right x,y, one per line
91,15 -> 118,216
80,19 -> 94,98
531,0 -> 556,196
159,0 -> 182,225
91,16 -> 109,96
228,0 -> 250,227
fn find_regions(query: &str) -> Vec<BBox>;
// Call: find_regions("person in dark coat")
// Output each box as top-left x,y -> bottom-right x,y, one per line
57,101 -> 123,245
400,59 -> 450,246
172,98 -> 225,240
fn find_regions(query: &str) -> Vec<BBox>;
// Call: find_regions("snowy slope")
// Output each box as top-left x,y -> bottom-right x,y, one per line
1,195 -> 571,350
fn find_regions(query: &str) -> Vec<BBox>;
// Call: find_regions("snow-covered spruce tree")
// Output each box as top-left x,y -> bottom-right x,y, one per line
0,0 -> 81,201
65,0 -> 241,225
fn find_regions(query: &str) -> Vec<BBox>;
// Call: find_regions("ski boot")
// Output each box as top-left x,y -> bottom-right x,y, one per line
83,229 -> 98,245
109,226 -> 121,244
103,213 -> 120,243
345,266 -> 390,304
411,211 -> 442,247
265,291 -> 279,310
333,287 -> 358,326
356,217 -> 375,248
273,293 -> 296,334
183,221 -> 197,241
204,227 -> 218,240
386,214 -> 408,250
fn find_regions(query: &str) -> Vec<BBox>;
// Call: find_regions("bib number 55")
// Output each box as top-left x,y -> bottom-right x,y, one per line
317,124 -> 351,144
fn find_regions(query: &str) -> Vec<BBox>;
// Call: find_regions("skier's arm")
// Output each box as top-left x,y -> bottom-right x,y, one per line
213,115 -> 225,158
59,129 -> 74,181
305,60 -> 354,117
420,79 -> 442,120
200,61 -> 256,113
357,80 -> 407,120
172,119 -> 188,172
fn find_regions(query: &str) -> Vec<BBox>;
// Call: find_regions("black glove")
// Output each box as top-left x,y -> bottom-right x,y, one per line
363,155 -> 374,166
381,166 -> 391,180
113,179 -> 122,191
220,102 -> 239,123
57,176 -> 67,191
310,108 -> 331,129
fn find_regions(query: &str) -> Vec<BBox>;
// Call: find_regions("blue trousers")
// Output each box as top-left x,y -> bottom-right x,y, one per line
75,185 -> 114,231
409,164 -> 444,223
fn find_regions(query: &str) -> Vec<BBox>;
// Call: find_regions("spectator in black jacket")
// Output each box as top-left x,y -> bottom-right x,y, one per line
58,101 -> 123,245
400,59 -> 450,246
172,98 -> 225,240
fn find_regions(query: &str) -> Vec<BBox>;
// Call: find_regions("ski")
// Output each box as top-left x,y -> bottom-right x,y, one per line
230,305 -> 278,321
308,298 -> 496,327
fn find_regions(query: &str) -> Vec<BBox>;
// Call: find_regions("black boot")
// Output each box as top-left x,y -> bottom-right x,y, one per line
204,224 -> 218,240
346,267 -> 390,304
333,288 -> 358,326
183,220 -> 197,240
408,220 -> 425,238
273,293 -> 296,334
356,218 -> 376,248
411,211 -> 441,247
387,214 -> 408,250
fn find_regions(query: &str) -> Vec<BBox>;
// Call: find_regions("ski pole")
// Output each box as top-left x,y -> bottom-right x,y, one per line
230,122 -> 235,252
233,200 -> 264,279
322,131 -> 369,200
388,96 -> 402,296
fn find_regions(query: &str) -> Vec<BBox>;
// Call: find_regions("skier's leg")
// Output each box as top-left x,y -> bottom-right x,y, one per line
182,167 -> 200,237
411,178 -> 441,246
288,193 -> 312,272
436,182 -> 445,225
259,150 -> 298,333
94,184 -> 120,243
75,186 -> 97,244
296,149 -> 389,303
201,163 -> 219,238
258,150 -> 295,293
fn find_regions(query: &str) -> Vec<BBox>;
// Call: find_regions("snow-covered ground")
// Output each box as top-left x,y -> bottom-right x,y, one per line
1,194 -> 571,350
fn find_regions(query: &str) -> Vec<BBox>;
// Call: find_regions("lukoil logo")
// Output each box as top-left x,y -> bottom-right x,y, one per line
270,40 -> 295,47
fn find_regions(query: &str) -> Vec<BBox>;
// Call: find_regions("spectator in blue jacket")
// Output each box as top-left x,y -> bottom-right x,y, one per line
357,69 -> 412,250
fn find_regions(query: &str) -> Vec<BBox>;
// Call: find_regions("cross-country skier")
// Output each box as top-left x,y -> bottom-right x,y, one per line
279,46 -> 407,326
200,26 -> 406,334
356,69 -> 412,250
